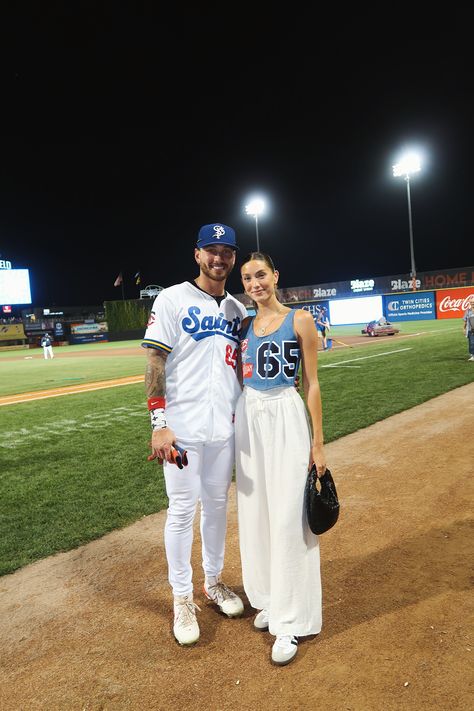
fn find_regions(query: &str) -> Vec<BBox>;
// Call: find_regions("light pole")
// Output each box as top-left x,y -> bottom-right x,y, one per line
392,153 -> 421,282
245,198 -> 265,251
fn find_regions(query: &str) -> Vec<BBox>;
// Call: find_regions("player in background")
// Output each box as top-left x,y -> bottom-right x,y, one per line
462,293 -> 474,361
40,333 -> 54,359
235,251 -> 327,666
142,223 -> 247,646
316,306 -> 330,350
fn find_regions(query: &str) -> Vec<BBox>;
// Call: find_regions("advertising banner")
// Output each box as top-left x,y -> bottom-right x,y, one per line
24,321 -> 52,333
288,300 -> 329,322
70,322 -> 108,335
69,321 -> 108,343
435,287 -> 474,319
69,333 -> 108,344
0,323 -> 26,341
384,292 -> 436,321
233,265 -> 474,306
422,267 -> 474,290
278,277 -> 393,302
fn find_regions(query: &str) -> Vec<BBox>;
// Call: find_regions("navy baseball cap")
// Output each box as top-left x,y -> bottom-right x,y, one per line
196,223 -> 239,250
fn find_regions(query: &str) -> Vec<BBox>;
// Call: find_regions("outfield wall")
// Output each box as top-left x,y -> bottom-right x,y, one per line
6,267 -> 473,347
282,285 -> 474,327
236,265 -> 474,308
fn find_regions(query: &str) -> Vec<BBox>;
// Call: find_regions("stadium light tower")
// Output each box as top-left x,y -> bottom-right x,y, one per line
245,197 -> 265,251
392,153 -> 421,281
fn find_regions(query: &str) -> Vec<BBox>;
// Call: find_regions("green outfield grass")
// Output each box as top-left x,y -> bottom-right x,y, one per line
319,320 -> 472,439
0,340 -> 145,396
1,321 -> 472,576
327,318 -> 459,337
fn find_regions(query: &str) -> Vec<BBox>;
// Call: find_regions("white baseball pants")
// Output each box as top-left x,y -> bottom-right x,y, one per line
163,438 -> 234,597
235,385 -> 322,637
43,346 -> 54,359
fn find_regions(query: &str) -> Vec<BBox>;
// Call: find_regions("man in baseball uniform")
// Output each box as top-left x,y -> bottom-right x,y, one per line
40,333 -> 54,359
142,223 -> 247,646
315,307 -> 330,350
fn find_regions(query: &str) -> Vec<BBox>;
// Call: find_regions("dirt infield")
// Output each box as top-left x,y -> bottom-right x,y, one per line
1,382 -> 473,711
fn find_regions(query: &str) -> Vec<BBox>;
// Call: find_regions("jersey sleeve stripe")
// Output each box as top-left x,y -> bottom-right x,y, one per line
141,338 -> 172,353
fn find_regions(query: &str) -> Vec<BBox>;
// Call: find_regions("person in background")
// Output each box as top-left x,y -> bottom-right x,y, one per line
235,251 -> 327,667
462,294 -> 474,361
142,223 -> 247,647
316,306 -> 330,350
40,333 -> 54,359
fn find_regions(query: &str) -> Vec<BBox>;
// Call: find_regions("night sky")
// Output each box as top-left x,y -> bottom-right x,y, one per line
1,6 -> 472,308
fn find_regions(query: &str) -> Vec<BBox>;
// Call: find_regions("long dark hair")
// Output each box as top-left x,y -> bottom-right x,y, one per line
240,252 -> 276,272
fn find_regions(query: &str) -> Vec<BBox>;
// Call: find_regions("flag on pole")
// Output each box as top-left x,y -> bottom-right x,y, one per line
134,271 -> 141,285
114,272 -> 123,287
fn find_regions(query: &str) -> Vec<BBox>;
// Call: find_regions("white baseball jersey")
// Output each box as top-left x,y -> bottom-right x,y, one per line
142,281 -> 247,443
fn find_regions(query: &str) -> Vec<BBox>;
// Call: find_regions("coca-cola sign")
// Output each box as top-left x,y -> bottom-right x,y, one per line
436,288 -> 474,319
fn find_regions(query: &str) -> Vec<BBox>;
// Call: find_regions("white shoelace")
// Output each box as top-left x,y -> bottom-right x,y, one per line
207,581 -> 236,604
175,600 -> 201,628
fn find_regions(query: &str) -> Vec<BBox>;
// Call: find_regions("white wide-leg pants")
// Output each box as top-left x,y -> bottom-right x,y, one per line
163,438 -> 234,597
235,386 -> 322,637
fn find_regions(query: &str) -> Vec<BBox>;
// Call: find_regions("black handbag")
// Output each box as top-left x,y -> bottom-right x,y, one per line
304,465 -> 340,535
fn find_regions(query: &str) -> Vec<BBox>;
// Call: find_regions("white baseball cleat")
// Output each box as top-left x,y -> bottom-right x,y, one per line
173,594 -> 201,645
203,576 -> 244,618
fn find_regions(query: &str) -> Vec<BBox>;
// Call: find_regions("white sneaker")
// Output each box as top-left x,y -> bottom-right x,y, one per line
469,355 -> 474,361
173,594 -> 201,646
254,609 -> 269,630
203,576 -> 244,618
271,635 -> 299,666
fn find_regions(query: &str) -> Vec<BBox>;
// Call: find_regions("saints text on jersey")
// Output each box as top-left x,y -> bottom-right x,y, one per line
182,306 -> 242,343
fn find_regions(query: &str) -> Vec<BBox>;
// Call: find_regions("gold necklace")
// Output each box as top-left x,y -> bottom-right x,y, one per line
255,310 -> 286,335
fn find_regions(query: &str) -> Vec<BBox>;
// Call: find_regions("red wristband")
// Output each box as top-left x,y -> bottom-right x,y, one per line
148,397 -> 166,411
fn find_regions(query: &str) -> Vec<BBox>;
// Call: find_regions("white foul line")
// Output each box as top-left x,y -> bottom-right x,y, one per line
322,347 -> 413,368
0,376 -> 144,406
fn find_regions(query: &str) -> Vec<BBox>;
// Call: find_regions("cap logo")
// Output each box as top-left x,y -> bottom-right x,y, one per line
197,222 -> 238,250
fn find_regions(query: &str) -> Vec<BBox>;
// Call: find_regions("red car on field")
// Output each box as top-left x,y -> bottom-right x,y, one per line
361,319 -> 400,337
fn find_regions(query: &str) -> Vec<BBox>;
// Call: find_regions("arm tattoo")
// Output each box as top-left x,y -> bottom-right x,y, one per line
145,350 -> 167,398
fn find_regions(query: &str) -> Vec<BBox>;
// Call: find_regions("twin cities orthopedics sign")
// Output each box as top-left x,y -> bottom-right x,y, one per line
435,287 -> 474,319
384,292 -> 436,321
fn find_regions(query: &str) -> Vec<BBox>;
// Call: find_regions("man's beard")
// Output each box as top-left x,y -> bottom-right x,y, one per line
200,262 -> 232,282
